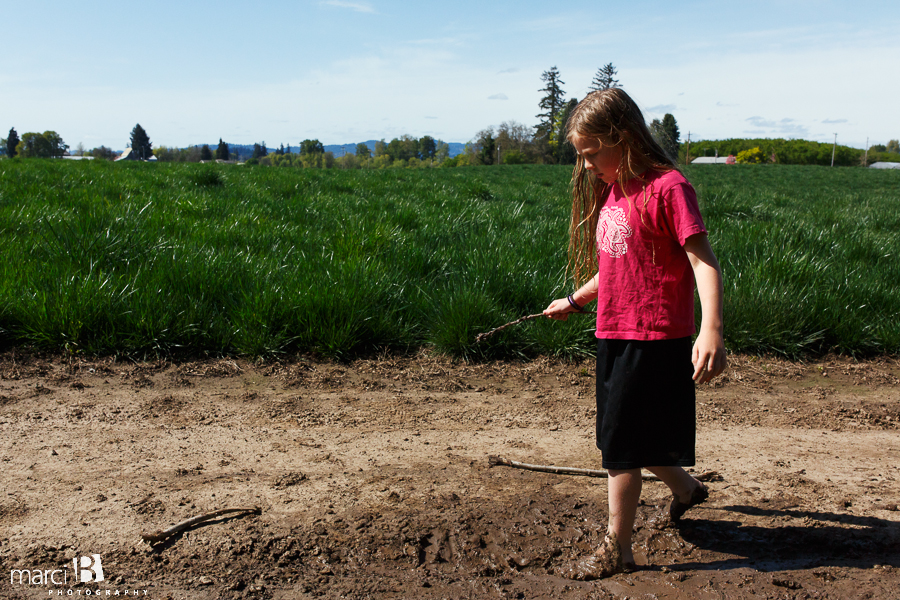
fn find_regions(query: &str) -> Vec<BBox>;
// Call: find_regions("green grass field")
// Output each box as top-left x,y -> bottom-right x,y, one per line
0,159 -> 897,359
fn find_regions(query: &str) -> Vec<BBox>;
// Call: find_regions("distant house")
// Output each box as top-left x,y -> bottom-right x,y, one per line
870,162 -> 900,169
115,148 -> 157,162
691,157 -> 729,164
114,148 -> 134,161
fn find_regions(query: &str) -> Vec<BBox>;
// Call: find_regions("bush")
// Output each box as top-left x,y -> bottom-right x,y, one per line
503,150 -> 529,165
736,147 -> 766,164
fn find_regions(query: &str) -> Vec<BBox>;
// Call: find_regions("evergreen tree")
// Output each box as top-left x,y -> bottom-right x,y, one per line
276,144 -> 285,156
418,135 -> 437,159
649,119 -> 665,155
129,124 -> 152,160
477,129 -> 496,165
215,139 -> 229,160
650,114 -> 680,161
555,98 -> 579,164
591,63 -> 620,91
535,66 -> 565,162
355,142 -> 371,159
6,128 -> 19,158
252,143 -> 267,159
200,144 -> 213,161
661,113 -> 680,161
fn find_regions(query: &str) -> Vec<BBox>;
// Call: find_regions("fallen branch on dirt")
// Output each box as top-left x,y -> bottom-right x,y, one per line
489,456 -> 722,482
140,507 -> 261,544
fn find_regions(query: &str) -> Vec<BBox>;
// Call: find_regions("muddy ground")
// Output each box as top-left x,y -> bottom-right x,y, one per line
0,349 -> 898,599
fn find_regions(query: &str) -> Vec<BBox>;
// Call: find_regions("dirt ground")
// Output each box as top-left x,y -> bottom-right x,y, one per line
1,349 -> 898,600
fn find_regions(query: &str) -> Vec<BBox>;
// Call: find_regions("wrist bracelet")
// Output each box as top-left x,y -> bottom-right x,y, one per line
567,294 -> 583,312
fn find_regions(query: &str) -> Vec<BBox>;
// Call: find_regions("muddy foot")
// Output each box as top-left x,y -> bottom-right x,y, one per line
665,483 -> 709,522
557,532 -> 635,581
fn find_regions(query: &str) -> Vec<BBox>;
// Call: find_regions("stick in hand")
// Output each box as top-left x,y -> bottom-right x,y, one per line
474,313 -> 545,344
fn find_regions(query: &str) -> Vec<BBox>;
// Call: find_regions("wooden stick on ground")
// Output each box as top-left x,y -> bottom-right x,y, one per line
489,456 -> 722,482
141,507 -> 261,544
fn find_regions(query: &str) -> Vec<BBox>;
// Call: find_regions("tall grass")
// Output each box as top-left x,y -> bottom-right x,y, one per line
0,159 -> 896,359
689,164 -> 900,356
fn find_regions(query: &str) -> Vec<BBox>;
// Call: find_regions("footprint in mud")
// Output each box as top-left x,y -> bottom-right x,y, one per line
419,528 -> 460,565
481,528 -> 530,570
417,527 -> 530,570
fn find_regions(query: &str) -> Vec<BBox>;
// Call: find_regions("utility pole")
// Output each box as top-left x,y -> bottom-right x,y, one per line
864,137 -> 869,166
831,133 -> 837,167
686,132 -> 691,165
497,142 -> 501,166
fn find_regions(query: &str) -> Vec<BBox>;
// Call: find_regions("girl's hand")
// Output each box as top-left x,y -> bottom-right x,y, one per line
545,276 -> 599,322
543,297 -> 575,321
692,327 -> 726,383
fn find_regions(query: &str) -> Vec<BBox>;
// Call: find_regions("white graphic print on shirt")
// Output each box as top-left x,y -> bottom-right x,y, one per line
597,205 -> 633,258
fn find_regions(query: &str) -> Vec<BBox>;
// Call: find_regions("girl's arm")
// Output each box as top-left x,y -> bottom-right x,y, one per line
543,273 -> 599,321
683,233 -> 726,383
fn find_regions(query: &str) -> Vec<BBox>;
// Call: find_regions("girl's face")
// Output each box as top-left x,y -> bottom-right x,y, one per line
572,136 -> 622,184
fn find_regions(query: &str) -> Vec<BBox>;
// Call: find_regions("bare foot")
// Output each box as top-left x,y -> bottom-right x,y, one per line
557,532 -> 636,581
666,481 -> 709,522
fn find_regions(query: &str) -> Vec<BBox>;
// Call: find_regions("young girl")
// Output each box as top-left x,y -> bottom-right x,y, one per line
543,88 -> 726,579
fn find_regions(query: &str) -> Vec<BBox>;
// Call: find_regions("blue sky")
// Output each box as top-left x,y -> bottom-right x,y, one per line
3,0 -> 898,150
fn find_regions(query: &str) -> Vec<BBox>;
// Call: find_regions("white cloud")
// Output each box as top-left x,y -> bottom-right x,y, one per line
744,117 -> 808,137
320,1 -> 376,14
407,36 -> 470,47
488,93 -> 508,100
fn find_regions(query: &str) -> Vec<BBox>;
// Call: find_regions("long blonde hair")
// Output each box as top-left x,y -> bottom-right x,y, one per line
565,88 -> 677,286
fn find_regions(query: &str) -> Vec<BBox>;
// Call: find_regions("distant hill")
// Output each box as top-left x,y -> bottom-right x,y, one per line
323,140 -> 466,158
219,140 -> 465,159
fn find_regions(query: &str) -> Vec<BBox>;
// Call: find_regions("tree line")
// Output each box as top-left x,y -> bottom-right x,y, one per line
1,124 -> 153,161
0,64 -> 669,168
2,129 -> 68,158
683,137 -> 899,167
4,66 -> 898,168
451,64 -> 679,167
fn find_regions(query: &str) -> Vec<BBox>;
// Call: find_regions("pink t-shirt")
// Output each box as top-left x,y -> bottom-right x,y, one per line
594,169 -> 706,340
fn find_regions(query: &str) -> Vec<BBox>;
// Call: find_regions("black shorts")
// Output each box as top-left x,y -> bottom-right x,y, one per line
595,337 -> 696,470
